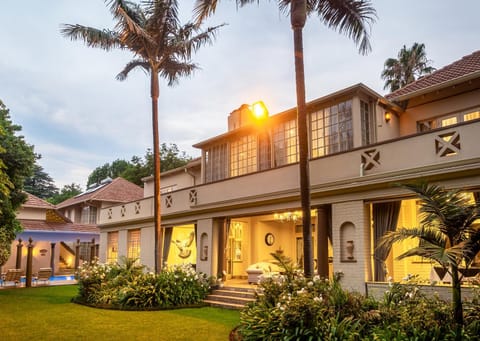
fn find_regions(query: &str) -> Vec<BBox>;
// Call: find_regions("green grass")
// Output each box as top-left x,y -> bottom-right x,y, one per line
0,285 -> 240,340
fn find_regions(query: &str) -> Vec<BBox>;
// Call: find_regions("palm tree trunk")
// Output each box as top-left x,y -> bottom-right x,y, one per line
291,0 -> 314,278
150,69 -> 162,273
450,264 -> 464,335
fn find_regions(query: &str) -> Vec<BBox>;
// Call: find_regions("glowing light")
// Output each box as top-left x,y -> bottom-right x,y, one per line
250,101 -> 268,120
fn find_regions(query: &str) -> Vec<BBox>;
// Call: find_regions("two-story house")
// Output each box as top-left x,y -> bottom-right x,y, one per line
98,50 -> 480,293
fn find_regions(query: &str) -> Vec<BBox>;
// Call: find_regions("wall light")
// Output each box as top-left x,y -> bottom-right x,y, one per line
385,112 -> 392,123
250,101 -> 269,121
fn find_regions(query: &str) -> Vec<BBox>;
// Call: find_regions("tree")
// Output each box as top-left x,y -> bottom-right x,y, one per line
194,0 -> 376,277
61,0 -> 222,272
48,183 -> 83,205
24,154 -> 59,199
381,42 -> 435,92
0,100 -> 35,266
378,183 -> 480,330
87,159 -> 130,187
160,143 -> 191,172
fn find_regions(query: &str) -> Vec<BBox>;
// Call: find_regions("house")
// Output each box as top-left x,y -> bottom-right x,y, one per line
2,193 -> 99,276
2,177 -> 144,276
97,51 -> 480,293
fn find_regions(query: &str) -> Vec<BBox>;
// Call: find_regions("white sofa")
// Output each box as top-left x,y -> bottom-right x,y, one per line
246,261 -> 282,284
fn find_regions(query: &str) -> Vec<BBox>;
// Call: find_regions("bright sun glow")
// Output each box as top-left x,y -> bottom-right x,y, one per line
250,101 -> 268,120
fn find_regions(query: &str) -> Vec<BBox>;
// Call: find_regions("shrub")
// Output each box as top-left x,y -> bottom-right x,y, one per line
237,254 -> 480,340
75,258 -> 211,309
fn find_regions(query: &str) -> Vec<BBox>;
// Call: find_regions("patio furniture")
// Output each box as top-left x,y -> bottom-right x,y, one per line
1,269 -> 23,287
246,261 -> 282,284
34,268 -> 53,285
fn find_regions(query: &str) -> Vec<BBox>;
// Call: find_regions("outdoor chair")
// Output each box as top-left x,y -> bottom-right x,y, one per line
1,269 -> 23,287
34,267 -> 53,285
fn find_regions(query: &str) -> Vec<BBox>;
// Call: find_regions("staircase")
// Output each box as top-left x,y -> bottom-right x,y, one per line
204,286 -> 256,310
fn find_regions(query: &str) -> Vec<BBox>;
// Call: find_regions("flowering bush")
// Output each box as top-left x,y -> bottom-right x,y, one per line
74,258 -> 210,309
237,253 -> 480,340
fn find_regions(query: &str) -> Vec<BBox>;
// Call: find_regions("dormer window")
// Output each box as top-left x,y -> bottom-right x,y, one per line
81,206 -> 97,224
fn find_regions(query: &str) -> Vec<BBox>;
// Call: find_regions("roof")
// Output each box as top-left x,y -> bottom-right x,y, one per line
19,219 -> 99,234
56,177 -> 143,209
23,193 -> 55,209
387,50 -> 480,101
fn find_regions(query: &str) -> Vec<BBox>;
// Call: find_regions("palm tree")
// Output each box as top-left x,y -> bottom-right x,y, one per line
61,0 -> 222,272
194,0 -> 376,278
381,42 -> 435,92
378,182 -> 480,328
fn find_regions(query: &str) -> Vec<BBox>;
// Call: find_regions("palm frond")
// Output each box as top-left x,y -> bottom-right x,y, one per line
159,58 -> 197,86
314,0 -> 377,55
193,0 -> 220,25
174,23 -> 225,59
60,24 -> 122,51
116,59 -> 151,81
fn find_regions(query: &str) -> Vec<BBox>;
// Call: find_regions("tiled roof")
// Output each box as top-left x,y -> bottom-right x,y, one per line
56,177 -> 143,208
19,219 -> 99,233
23,193 -> 55,209
387,50 -> 480,100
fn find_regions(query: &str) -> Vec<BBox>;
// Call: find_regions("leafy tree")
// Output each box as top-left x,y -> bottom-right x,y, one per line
61,0 -> 222,272
194,0 -> 376,277
87,159 -> 130,187
160,143 -> 191,172
0,100 -> 35,266
119,150 -> 154,186
381,42 -> 435,92
48,183 -> 83,205
24,154 -> 59,199
378,183 -> 480,329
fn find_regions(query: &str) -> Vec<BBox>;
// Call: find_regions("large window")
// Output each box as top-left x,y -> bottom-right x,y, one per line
273,119 -> 298,166
258,132 -> 271,171
107,231 -> 118,264
205,143 -> 227,182
418,107 -> 480,132
311,100 -> 353,157
127,229 -> 141,261
230,135 -> 257,177
81,206 -> 97,224
361,100 -> 376,146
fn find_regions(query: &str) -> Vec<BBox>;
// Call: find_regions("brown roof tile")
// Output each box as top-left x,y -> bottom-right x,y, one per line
23,193 -> 55,209
56,177 -> 143,208
387,50 -> 480,100
19,219 -> 99,233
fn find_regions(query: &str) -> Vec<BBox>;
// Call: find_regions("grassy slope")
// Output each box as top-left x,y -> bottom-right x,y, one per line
0,285 -> 239,340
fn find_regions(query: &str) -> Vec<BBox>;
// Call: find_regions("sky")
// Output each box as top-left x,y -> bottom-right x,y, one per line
1,1 -> 479,191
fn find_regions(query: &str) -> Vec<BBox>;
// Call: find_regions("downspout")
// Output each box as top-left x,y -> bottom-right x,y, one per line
185,168 -> 196,186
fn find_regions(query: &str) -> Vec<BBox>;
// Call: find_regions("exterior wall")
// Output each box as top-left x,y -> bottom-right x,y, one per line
16,207 -> 45,220
3,240 -> 55,275
332,200 -> 369,293
140,225 -> 155,271
196,218 -> 214,276
399,89 -> 480,136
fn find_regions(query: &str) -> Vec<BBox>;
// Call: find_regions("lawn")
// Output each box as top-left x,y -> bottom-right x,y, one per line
0,285 -> 240,340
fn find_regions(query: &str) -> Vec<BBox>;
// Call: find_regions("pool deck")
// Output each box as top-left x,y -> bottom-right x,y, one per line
0,277 -> 77,289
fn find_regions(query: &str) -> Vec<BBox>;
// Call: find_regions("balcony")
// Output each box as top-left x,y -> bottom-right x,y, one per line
99,120 -> 480,225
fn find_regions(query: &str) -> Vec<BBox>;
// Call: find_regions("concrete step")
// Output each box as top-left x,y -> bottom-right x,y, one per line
204,286 -> 256,310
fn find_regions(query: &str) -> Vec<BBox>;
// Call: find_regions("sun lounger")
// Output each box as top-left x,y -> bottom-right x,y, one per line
34,268 -> 53,285
1,269 -> 23,287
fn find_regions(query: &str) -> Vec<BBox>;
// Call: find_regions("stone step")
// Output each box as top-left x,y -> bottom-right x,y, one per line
204,286 -> 256,310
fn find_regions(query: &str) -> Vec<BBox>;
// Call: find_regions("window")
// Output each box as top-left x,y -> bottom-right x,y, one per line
107,231 -> 118,264
127,229 -> 141,261
418,107 -> 480,132
205,143 -> 227,183
230,135 -> 257,177
273,119 -> 298,166
258,132 -> 271,171
361,100 -> 376,146
81,206 -> 97,224
311,100 -> 353,157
